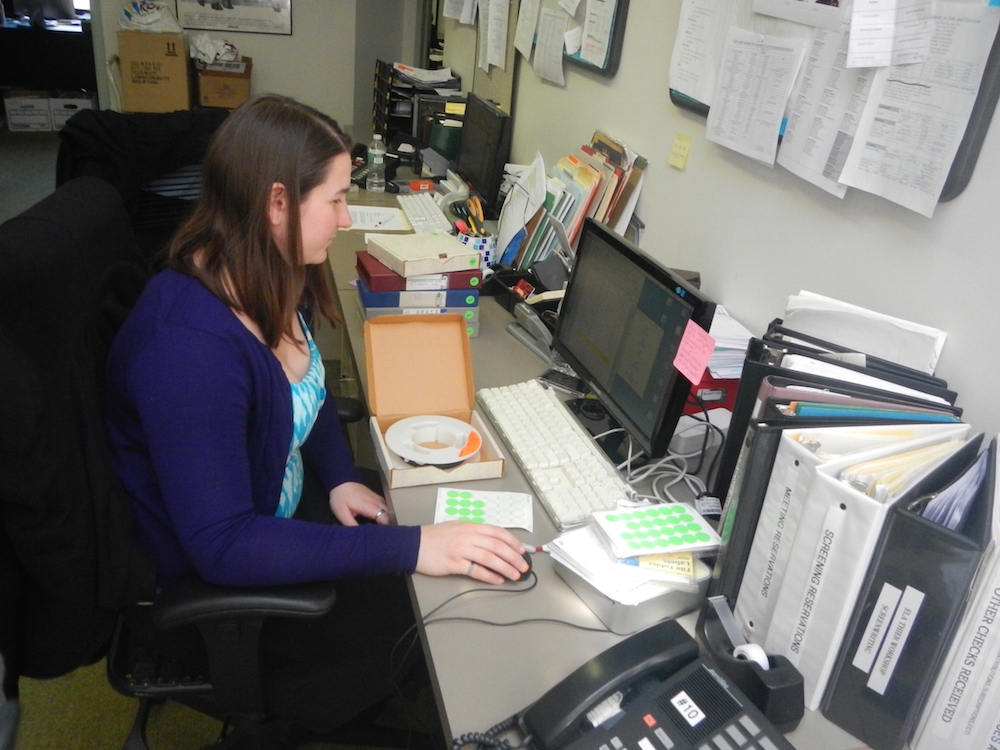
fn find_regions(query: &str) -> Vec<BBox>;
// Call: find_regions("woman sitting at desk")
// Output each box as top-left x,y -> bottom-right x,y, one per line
103,94 -> 528,732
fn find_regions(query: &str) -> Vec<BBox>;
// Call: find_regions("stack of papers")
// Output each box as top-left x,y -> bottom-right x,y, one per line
782,290 -> 947,375
707,305 -> 754,380
391,63 -> 460,90
547,503 -> 718,606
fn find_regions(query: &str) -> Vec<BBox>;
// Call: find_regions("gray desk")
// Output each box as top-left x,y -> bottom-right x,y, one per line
325,205 -> 869,750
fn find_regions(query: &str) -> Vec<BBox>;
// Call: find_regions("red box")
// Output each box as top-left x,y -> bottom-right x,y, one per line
684,373 -> 740,415
356,250 -> 482,292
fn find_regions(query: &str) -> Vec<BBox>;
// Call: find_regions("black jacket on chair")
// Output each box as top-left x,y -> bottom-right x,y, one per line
0,177 -> 156,697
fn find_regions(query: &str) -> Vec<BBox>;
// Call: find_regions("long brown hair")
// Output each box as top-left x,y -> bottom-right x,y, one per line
168,94 -> 351,348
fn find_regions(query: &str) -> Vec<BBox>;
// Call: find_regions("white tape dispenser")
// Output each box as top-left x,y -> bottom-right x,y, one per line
384,415 -> 483,468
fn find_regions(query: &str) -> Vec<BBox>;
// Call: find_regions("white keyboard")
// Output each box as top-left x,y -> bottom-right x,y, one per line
477,379 -> 634,529
397,192 -> 454,234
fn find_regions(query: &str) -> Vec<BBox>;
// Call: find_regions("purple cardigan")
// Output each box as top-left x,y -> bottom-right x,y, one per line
104,269 -> 421,586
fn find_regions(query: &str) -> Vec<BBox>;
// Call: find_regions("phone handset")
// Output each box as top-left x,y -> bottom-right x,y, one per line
518,620 -> 699,750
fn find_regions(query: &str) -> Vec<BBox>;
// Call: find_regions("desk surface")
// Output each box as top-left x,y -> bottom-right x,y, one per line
325,204 -> 868,750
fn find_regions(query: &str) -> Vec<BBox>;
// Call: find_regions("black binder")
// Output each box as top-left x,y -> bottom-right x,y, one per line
712,337 -> 961,505
821,436 -> 995,750
762,319 -> 950,391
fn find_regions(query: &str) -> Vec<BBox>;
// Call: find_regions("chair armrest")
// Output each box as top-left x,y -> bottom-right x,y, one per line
335,395 -> 366,424
149,576 -> 336,630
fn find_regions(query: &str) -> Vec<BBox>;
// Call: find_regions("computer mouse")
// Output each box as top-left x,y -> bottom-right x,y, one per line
518,550 -> 533,579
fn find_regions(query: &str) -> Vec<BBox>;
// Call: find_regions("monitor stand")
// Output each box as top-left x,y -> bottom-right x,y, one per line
564,398 -> 648,469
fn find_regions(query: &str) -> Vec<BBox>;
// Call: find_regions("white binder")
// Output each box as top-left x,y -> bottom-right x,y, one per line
911,437 -> 1000,750
735,424 -> 966,648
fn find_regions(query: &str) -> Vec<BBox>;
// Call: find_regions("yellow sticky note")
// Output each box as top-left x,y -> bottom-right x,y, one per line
669,132 -> 692,170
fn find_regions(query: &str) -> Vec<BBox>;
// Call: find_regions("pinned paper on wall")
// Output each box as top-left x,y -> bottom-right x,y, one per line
674,319 -> 715,385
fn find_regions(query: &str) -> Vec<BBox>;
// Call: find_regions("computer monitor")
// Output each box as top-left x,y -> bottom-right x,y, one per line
454,93 -> 512,219
552,219 -> 716,458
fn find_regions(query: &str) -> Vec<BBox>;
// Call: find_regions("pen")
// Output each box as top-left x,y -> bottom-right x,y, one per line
470,196 -> 485,224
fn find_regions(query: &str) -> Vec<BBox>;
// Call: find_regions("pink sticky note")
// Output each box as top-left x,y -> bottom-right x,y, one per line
673,319 -> 715,385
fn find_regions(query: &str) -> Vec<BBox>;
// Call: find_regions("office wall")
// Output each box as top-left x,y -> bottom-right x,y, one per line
95,0 -> 405,131
505,3 -> 1000,438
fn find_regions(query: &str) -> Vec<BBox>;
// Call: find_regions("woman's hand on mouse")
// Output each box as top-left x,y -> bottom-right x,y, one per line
416,522 -> 528,584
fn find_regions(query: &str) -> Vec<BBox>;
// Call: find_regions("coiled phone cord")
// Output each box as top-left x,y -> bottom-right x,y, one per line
451,713 -> 525,750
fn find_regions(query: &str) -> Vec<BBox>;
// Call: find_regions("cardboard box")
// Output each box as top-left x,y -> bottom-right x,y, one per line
118,31 -> 191,113
366,233 -> 480,278
196,57 -> 252,109
49,93 -> 97,130
365,315 -> 504,488
4,92 -> 52,132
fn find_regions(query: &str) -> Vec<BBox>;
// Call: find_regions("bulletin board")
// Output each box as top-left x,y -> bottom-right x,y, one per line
668,2 -> 1000,205
545,0 -> 630,77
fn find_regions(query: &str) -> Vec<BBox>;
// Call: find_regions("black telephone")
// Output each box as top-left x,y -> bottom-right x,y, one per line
518,620 -> 795,750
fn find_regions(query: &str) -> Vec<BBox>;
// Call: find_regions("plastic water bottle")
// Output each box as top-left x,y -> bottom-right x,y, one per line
366,133 -> 387,193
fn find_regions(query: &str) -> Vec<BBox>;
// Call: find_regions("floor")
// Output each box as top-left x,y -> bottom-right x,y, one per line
0,128 -> 60,224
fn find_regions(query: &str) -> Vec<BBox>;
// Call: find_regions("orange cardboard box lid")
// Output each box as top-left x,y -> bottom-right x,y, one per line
364,315 -> 474,431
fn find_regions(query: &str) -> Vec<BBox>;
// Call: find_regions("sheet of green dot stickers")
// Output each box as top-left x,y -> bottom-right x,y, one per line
434,488 -> 534,531
590,503 -> 721,560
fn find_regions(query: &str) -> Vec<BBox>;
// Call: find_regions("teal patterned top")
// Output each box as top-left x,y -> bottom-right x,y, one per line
276,316 -> 327,518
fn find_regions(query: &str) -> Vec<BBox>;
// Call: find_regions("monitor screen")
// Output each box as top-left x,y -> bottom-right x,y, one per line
553,219 -> 716,458
454,93 -> 512,219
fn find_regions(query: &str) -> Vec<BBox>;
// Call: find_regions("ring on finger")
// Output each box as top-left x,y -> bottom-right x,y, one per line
466,562 -> 475,576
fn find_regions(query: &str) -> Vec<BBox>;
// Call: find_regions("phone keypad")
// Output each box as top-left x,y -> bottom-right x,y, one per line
694,713 -> 781,750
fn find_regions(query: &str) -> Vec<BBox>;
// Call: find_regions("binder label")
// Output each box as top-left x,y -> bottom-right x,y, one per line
930,585 -> 1000,743
760,464 -> 800,600
866,584 -> 926,695
406,275 -> 448,290
789,506 -> 844,656
852,582 -> 904,673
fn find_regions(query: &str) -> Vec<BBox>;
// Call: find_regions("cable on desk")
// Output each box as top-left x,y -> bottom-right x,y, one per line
684,394 -> 727,486
388,572 -> 541,695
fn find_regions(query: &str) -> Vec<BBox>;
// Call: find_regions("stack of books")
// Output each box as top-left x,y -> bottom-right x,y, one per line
357,233 -> 483,337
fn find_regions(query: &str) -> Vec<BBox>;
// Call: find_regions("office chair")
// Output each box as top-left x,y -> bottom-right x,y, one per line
0,177 -> 424,750
55,107 -> 232,261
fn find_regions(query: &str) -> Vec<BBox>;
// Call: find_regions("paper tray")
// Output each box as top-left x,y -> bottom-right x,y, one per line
553,560 -> 708,635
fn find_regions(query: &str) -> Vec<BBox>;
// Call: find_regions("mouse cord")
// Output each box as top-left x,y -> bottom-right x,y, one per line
389,572 -> 540,693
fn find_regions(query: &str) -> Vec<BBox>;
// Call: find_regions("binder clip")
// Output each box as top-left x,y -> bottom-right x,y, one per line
696,595 -> 804,733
